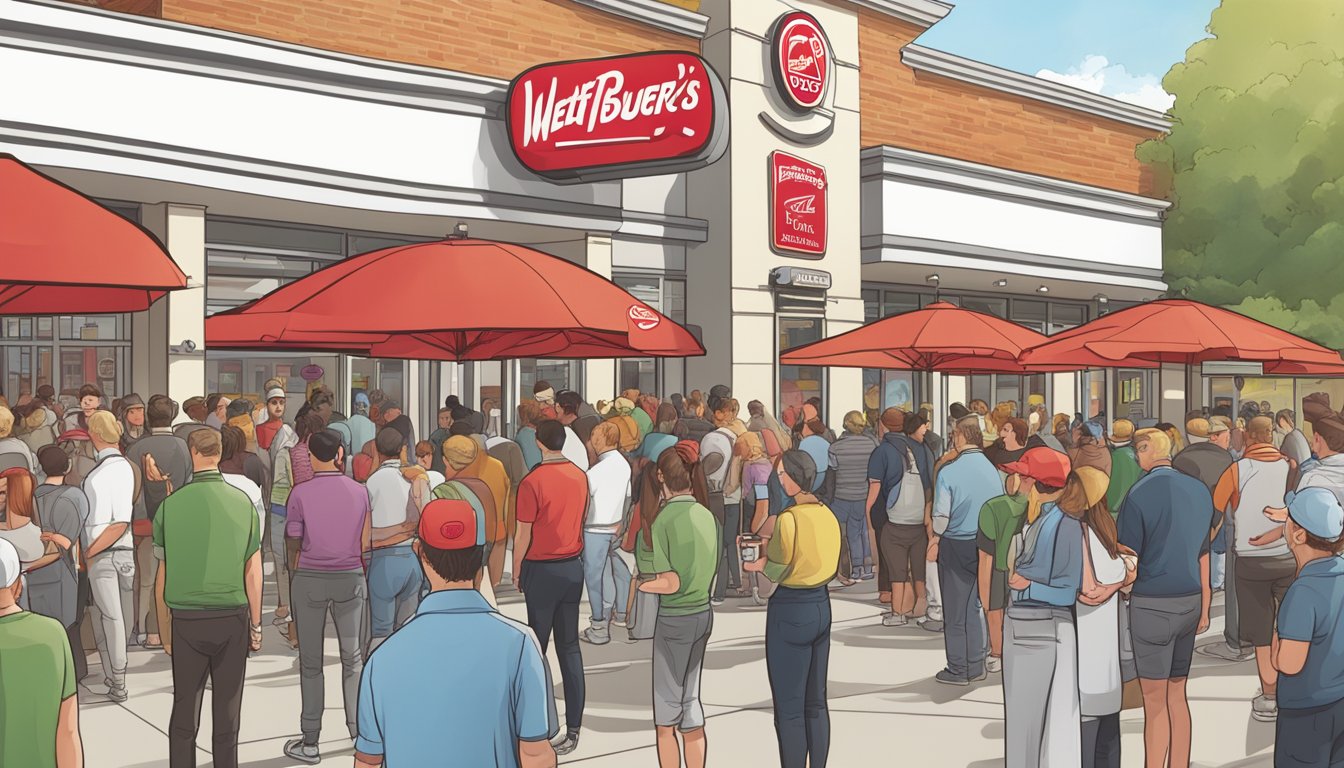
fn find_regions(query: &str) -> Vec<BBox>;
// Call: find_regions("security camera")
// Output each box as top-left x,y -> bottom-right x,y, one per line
170,339 -> 198,354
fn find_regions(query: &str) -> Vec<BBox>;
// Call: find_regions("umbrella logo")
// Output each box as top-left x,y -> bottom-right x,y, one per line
628,304 -> 661,331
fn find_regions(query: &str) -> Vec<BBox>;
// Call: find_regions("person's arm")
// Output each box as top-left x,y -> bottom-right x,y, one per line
640,518 -> 682,593
1197,552 -> 1211,634
244,549 -> 263,648
761,512 -> 796,584
520,739 -> 558,768
639,570 -> 682,595
55,694 -> 82,768
513,521 -> 533,593
361,497 -> 373,558
1274,634 -> 1312,676
1211,463 -> 1240,526
865,478 -> 881,568
977,549 -> 994,614
513,478 -> 539,589
1274,586 -> 1315,675
355,755 -> 383,768
355,657 -> 385,767
155,560 -> 171,656
85,522 -> 128,560
930,468 -> 952,536
515,636 -> 560,768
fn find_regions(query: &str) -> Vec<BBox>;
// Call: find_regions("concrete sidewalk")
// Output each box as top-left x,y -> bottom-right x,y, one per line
78,582 -> 1276,767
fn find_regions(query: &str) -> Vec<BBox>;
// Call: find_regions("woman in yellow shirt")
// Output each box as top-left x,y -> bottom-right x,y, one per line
743,449 -> 841,768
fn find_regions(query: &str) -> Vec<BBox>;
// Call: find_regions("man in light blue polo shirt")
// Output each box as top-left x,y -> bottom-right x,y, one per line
1267,487 -> 1344,767
930,416 -> 1001,685
355,499 -> 558,768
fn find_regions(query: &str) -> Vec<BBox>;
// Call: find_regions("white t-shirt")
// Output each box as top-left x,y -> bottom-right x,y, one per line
562,426 -> 590,472
222,472 -> 267,538
1077,527 -> 1127,717
585,450 -> 631,531
367,460 -> 413,530
81,448 -> 135,551
701,427 -> 738,502
425,469 -> 446,491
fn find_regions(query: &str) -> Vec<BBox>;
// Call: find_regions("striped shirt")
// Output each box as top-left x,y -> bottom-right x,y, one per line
828,433 -> 879,501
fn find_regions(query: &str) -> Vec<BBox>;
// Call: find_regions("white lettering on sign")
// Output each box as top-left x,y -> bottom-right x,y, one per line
521,64 -> 703,149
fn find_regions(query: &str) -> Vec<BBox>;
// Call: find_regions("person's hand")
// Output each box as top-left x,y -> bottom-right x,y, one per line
163,637 -> 172,657
1249,528 -> 1284,547
40,531 -> 72,550
250,625 -> 263,652
143,454 -> 166,483
1197,612 -> 1210,635
742,558 -> 766,573
1263,505 -> 1289,524
1008,573 -> 1030,591
925,538 -> 939,562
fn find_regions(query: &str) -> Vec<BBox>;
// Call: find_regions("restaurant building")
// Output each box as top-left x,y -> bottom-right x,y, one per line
3,0 -> 1250,433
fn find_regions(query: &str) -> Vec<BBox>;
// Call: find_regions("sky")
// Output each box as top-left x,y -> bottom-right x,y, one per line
916,0 -> 1221,111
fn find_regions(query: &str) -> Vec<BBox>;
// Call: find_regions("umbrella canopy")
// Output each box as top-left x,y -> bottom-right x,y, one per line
0,155 -> 188,314
206,238 -> 704,361
780,301 -> 1052,373
1019,299 -> 1344,373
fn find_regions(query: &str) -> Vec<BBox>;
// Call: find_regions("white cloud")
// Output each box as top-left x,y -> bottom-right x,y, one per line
1035,54 -> 1174,112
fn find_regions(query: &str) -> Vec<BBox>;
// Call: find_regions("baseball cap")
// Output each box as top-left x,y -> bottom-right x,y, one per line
1110,419 -> 1135,441
418,499 -> 482,550
1081,421 -> 1104,439
1208,416 -> 1232,434
382,399 -> 402,411
1286,488 -> 1344,542
443,435 -> 479,471
265,387 -> 286,401
1186,418 -> 1211,439
1000,447 -> 1072,488
880,408 -> 905,432
0,538 -> 18,588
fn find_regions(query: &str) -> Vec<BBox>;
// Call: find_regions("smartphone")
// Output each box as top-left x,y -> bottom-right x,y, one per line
739,534 -> 763,563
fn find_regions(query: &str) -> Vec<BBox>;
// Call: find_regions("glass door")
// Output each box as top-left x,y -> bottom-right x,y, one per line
779,316 -> 825,427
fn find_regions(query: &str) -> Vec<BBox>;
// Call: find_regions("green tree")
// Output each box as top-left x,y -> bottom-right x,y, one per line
1137,0 -> 1344,348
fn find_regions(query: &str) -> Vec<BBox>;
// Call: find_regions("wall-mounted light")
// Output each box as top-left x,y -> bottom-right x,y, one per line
1093,294 -> 1109,304
993,278 -> 1008,287
446,222 -> 469,239
925,274 -> 940,285
1036,285 -> 1049,294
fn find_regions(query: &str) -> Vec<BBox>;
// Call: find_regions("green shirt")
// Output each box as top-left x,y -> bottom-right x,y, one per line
635,534 -> 656,575
0,611 -> 75,768
1108,446 -> 1142,517
629,407 -> 653,441
153,470 -> 261,610
649,495 -> 720,616
978,494 -> 1029,572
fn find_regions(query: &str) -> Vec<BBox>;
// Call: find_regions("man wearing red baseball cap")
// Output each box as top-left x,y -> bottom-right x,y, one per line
355,499 -> 557,768
999,446 -> 1080,767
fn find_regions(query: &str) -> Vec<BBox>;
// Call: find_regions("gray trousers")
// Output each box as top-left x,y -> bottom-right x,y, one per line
88,549 -> 135,690
1004,605 -> 1081,768
652,610 -> 713,730
292,569 -> 366,743
1224,546 -> 1244,651
268,510 -> 291,610
937,537 -> 985,678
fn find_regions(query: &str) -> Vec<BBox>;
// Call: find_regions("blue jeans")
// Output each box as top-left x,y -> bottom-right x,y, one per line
367,546 -> 424,639
829,499 -> 870,577
766,585 -> 831,768
581,531 -> 631,623
937,537 -> 987,679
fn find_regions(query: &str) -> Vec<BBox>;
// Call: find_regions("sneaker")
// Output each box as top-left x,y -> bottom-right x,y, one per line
858,571 -> 876,581
106,686 -> 128,703
581,626 -> 611,645
553,729 -> 580,756
934,668 -> 970,686
711,597 -> 725,606
917,617 -> 944,633
611,614 -> 628,628
1251,694 -> 1278,722
283,738 -> 321,765
968,668 -> 988,683
986,656 -> 1002,674
1196,642 -> 1255,662
881,612 -> 909,627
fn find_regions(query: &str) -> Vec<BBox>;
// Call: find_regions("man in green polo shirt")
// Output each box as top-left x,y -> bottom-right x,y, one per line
0,538 -> 82,768
977,473 -> 1028,675
153,427 -> 262,768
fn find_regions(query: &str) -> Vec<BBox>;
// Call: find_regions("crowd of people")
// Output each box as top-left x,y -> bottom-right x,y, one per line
0,379 -> 1342,768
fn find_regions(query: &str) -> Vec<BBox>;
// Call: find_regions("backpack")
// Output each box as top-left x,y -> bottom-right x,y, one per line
609,414 -> 641,454
884,448 -> 925,525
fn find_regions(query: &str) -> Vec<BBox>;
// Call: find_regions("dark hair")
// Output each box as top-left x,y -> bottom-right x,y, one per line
375,427 -> 405,459
295,412 -> 327,441
36,384 -> 55,402
556,390 -> 584,416
1276,409 -> 1296,427
902,412 -> 927,436
37,444 -> 71,477
419,540 -> 484,582
532,381 -> 551,395
449,420 -> 475,437
310,390 -> 334,411
1003,417 -> 1029,444
221,425 -> 246,462
445,395 -> 462,409
639,461 -> 663,547
780,449 -> 817,494
803,418 -> 826,437
655,447 -> 709,506
655,403 -> 678,433
535,419 -> 566,451
450,405 -> 471,422
186,427 -> 222,458
78,384 -> 102,401
204,393 -> 224,414
414,440 -> 434,459
954,415 -> 984,448
308,429 -> 343,462
146,394 -> 178,428
226,398 -> 253,419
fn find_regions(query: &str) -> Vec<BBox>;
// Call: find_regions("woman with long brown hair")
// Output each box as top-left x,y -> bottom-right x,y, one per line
0,467 -> 44,610
1059,466 -> 1136,768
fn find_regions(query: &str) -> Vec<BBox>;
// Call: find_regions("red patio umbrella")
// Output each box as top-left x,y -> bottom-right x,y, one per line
206,238 -> 704,361
780,301 -> 1055,373
0,155 -> 188,314
1018,299 -> 1344,374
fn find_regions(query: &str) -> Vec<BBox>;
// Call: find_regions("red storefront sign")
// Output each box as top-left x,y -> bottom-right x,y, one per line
506,51 -> 728,183
770,11 -> 830,112
770,152 -> 827,257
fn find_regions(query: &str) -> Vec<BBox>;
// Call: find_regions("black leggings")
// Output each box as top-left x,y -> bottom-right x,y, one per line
521,557 -> 586,730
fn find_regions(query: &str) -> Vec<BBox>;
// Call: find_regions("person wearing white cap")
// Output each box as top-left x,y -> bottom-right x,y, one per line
0,537 -> 84,767
259,386 -> 298,631
1263,487 -> 1344,766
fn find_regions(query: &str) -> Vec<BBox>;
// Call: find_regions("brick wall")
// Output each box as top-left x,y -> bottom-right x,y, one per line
79,0 -> 697,79
856,10 -> 1159,196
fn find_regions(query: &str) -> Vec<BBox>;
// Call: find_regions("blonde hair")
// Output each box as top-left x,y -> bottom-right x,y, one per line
842,410 -> 867,435
0,407 -> 12,438
1133,427 -> 1172,460
87,410 -> 123,444
591,420 -> 621,452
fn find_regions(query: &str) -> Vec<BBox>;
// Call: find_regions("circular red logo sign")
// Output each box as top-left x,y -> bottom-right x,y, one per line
628,305 -> 661,331
772,11 -> 830,112
440,521 -> 464,540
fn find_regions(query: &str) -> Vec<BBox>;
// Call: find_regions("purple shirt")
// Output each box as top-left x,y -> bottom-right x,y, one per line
285,471 -> 369,572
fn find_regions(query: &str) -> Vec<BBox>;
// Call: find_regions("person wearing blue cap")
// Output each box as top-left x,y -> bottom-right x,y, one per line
1263,487 -> 1344,767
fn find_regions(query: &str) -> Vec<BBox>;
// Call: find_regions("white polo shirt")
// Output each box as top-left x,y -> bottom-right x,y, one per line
585,450 -> 631,532
562,426 -> 590,472
81,447 -> 135,551
367,460 -> 413,531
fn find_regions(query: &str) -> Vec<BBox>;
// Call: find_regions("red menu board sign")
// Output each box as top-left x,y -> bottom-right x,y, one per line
770,151 -> 827,257
506,51 -> 728,183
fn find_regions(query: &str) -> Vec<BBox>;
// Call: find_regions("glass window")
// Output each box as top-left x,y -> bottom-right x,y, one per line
1012,300 -> 1048,333
348,234 -> 434,256
351,357 -> 407,413
962,296 -> 1007,318
924,294 -> 958,307
519,360 -> 578,398
206,353 -> 340,406
36,317 -> 53,340
883,291 -> 920,317
664,279 -> 686,325
779,317 -> 824,427
206,220 -> 343,254
618,359 -> 657,396
1049,303 -> 1087,335
862,289 -> 880,323
1087,370 -> 1107,420
60,316 -> 120,341
59,347 -> 124,399
1115,369 -> 1153,421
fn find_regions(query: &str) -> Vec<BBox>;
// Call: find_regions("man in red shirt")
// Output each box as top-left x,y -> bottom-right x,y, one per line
255,387 -> 288,453
514,419 -> 588,757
